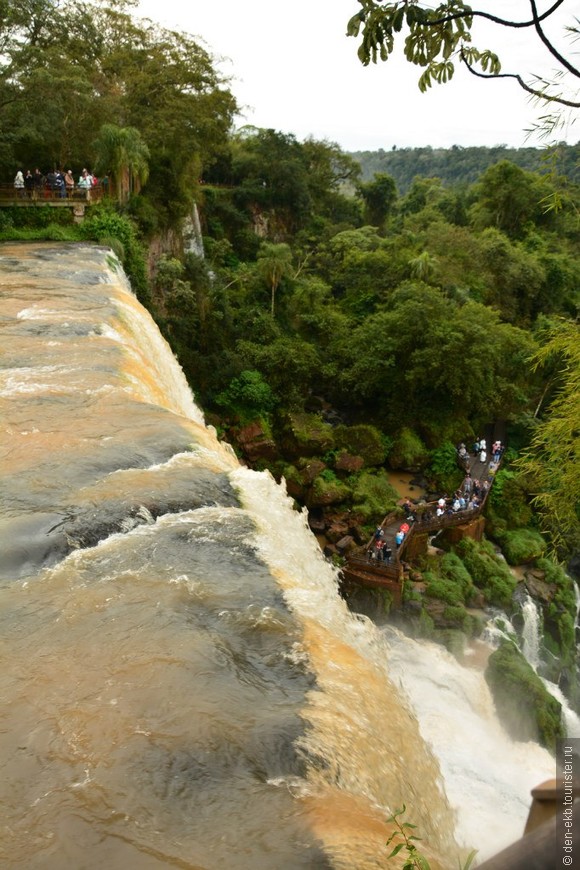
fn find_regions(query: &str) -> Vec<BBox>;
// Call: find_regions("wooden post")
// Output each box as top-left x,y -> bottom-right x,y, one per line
72,203 -> 86,224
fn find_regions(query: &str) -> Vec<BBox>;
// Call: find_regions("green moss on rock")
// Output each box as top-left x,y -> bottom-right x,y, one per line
424,573 -> 465,606
351,470 -> 400,522
454,538 -> 516,608
308,474 -> 351,508
498,529 -> 546,565
281,412 -> 334,458
388,427 -> 429,471
485,641 -> 564,751
333,424 -> 390,467
440,552 -> 476,603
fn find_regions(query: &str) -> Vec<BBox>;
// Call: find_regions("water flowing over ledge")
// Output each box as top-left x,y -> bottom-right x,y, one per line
0,242 -> 461,869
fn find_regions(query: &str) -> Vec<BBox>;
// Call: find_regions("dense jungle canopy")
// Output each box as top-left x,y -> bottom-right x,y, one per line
0,0 -> 579,560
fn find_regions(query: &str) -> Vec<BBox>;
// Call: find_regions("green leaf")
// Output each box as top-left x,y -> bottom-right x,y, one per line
460,849 -> 479,870
346,14 -> 362,37
393,7 -> 405,32
387,843 -> 405,858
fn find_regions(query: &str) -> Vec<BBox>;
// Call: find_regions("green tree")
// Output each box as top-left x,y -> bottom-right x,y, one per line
358,172 -> 397,228
347,1 -> 580,111
333,283 -> 535,431
231,128 -> 313,233
408,250 -> 439,282
256,242 -> 294,317
469,161 -> 556,238
517,320 -> 580,555
93,124 -> 150,203
0,0 -> 237,214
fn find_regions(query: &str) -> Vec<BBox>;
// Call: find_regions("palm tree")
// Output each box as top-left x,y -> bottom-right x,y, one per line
408,250 -> 439,282
256,242 -> 293,317
93,124 -> 150,203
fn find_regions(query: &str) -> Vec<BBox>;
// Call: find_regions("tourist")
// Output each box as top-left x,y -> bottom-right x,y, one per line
54,170 -> 66,199
33,168 -> 43,198
78,168 -> 93,197
64,169 -> 75,196
382,543 -> 392,563
457,442 -> 469,463
13,169 -> 24,197
24,170 -> 34,198
395,529 -> 405,547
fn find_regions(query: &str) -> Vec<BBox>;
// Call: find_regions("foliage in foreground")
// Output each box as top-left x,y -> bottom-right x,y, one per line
386,804 -> 477,870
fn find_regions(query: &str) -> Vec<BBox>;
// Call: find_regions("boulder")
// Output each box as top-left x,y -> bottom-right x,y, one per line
326,521 -> 350,543
307,476 -> 350,508
524,570 -> 556,606
297,458 -> 326,484
335,452 -> 364,473
485,640 -> 564,751
285,477 -> 307,501
350,524 -> 368,546
235,421 -> 279,463
335,535 -> 356,555
280,412 -> 334,459
308,514 -> 327,534
323,543 -> 339,559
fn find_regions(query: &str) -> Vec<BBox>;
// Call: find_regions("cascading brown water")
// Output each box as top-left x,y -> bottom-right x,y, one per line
0,242 -> 461,869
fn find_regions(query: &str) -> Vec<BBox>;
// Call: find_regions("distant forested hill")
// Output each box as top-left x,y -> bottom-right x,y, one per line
350,142 -> 580,192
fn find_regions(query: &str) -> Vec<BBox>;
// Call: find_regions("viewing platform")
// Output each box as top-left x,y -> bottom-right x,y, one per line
0,185 -> 107,221
341,449 -> 498,606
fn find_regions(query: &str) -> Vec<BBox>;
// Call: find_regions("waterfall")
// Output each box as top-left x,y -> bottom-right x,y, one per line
382,627 -> 555,862
1,242 -> 465,870
183,202 -> 205,259
521,593 -> 542,671
3,241 -> 568,869
482,594 -> 580,740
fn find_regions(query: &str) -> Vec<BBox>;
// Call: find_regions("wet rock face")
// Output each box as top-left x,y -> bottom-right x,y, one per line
523,569 -> 557,606
567,551 -> 580,581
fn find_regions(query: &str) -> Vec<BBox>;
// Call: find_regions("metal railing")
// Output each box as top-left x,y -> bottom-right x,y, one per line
0,184 -> 107,204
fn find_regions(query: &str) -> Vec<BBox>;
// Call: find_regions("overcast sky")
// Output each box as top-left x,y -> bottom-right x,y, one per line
136,0 -> 579,152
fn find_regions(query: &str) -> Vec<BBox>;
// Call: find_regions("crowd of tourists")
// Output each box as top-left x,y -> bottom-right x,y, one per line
457,437 -> 503,470
366,436 -> 505,564
12,168 -> 109,199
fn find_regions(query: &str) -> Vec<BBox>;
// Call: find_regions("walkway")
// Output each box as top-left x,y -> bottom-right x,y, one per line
341,445 -> 501,603
0,185 -> 106,206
